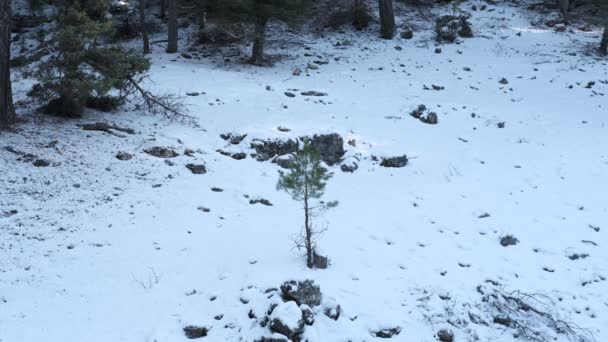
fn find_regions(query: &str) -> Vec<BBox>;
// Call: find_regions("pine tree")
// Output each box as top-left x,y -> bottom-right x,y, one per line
277,139 -> 336,269
211,0 -> 312,65
29,1 -> 150,117
1,0 -> 16,127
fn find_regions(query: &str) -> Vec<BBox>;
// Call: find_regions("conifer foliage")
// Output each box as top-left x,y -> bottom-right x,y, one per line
29,0 -> 150,117
277,139 -> 336,269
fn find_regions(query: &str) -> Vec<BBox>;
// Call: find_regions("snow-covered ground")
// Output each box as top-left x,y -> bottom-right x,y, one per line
1,2 -> 607,342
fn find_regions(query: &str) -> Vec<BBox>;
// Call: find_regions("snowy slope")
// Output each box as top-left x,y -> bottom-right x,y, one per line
1,2 -> 607,342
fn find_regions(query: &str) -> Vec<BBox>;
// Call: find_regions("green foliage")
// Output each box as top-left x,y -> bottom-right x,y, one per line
29,4 -> 150,116
277,139 -> 333,202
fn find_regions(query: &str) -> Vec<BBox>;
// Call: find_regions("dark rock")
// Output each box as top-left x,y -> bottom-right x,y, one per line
186,164 -> 207,174
499,78 -> 509,85
400,29 -> 413,39
410,104 -> 427,119
275,155 -> 294,169
421,112 -> 438,124
437,329 -> 454,342
435,47 -> 442,53
217,150 -> 246,160
277,126 -> 291,132
284,92 -> 296,98
144,147 -> 178,158
252,139 -> 299,162
254,336 -> 288,342
310,133 -> 345,166
493,316 -> 513,327
500,235 -> 519,247
373,327 -> 401,338
324,303 -> 341,320
220,133 -> 247,145
380,155 -> 408,168
33,159 -> 50,167
313,251 -> 329,269
116,151 -> 133,161
301,305 -> 314,325
211,187 -> 223,192
280,280 -> 322,307
341,160 -> 358,173
301,91 -> 327,96
269,301 -> 305,339
250,198 -> 273,206
183,326 -> 208,339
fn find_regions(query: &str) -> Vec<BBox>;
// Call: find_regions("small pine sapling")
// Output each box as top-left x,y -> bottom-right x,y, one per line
277,139 -> 337,269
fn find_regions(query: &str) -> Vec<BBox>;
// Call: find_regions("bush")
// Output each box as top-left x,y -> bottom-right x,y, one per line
435,14 -> 473,43
86,96 -> 121,112
43,96 -> 84,118
352,0 -> 371,30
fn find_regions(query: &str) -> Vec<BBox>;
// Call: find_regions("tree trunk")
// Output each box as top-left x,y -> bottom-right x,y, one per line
139,0 -> 150,54
0,0 -> 16,128
601,24 -> 608,55
198,0 -> 207,31
303,182 -> 313,269
160,0 -> 166,20
558,0 -> 569,23
251,16 -> 268,66
166,0 -> 177,53
378,0 -> 395,39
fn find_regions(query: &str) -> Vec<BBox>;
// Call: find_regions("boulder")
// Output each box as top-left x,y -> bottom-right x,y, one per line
186,164 -> 207,174
269,301 -> 305,339
144,147 -> 178,158
380,156 -> 408,168
280,280 -> 322,307
310,133 -> 345,166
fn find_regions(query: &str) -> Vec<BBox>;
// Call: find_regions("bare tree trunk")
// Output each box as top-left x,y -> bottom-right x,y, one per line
303,181 -> 313,269
166,0 -> 177,53
198,0 -> 207,31
251,16 -> 268,66
0,0 -> 16,128
139,0 -> 150,54
160,0 -> 167,20
558,0 -> 569,23
601,24 -> 608,55
379,0 -> 396,39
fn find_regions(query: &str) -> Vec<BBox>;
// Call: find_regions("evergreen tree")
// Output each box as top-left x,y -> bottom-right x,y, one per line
277,139 -> 336,269
29,0 -> 150,117
211,0 -> 312,65
1,0 -> 16,127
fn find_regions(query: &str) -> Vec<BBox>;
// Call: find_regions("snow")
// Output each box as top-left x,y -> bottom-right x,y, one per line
270,301 -> 303,331
2,1 -> 608,342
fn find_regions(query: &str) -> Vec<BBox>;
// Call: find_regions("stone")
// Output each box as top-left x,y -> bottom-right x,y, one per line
300,305 -> 314,325
183,326 -> 208,339
186,164 -> 207,174
310,133 -> 345,166
373,327 -> 401,338
116,151 -> 133,161
380,156 -> 408,168
33,159 -> 50,167
269,301 -> 305,339
144,147 -> 178,158
280,280 -> 322,307
500,235 -> 519,247
400,29 -> 413,39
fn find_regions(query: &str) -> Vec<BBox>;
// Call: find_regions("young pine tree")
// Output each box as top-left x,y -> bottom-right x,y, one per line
277,140 -> 336,269
212,0 -> 312,65
29,1 -> 150,117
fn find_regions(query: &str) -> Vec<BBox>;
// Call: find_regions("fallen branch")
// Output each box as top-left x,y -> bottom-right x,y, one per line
126,76 -> 194,121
